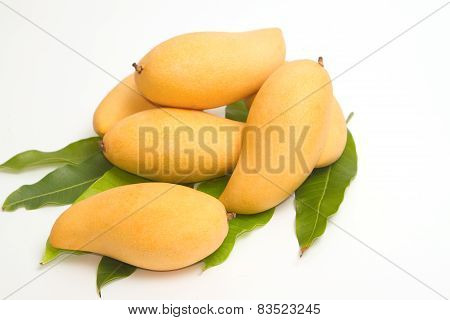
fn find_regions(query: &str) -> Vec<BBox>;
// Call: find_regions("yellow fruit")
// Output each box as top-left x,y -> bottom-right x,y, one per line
133,28 -> 285,109
316,97 -> 347,167
219,60 -> 333,214
49,183 -> 228,271
102,108 -> 244,183
93,74 -> 156,136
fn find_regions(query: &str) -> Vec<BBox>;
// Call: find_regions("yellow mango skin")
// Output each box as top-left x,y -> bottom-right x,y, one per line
134,28 -> 285,110
316,97 -> 348,168
103,108 -> 244,183
219,60 -> 333,214
93,74 -> 156,136
49,183 -> 228,271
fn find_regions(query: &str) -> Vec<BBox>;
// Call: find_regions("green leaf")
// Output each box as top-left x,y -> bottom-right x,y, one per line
75,167 -> 149,203
196,176 -> 275,270
225,100 -> 249,122
40,167 -> 150,264
40,240 -> 83,265
203,208 -> 275,270
295,130 -> 357,254
0,137 -> 101,171
96,256 -> 136,297
2,153 -> 112,211
196,176 -> 230,198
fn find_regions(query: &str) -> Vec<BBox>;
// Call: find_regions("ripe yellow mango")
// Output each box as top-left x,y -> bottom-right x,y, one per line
49,183 -> 228,271
103,108 -> 244,183
243,94 -> 346,168
93,74 -> 156,136
316,97 -> 347,167
133,28 -> 285,109
220,60 -> 333,214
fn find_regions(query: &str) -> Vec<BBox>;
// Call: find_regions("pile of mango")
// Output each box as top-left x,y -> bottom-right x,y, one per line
49,28 -> 347,271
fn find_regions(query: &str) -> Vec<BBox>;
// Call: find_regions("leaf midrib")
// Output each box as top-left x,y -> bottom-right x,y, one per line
5,176 -> 101,208
101,263 -> 125,285
304,166 -> 332,246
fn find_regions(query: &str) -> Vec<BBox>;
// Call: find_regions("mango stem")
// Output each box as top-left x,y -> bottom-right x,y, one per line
318,56 -> 324,67
99,140 -> 105,152
226,212 -> 236,221
132,63 -> 144,73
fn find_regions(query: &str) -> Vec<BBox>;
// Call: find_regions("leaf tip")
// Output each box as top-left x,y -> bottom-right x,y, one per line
346,112 -> 354,124
40,258 -> 50,265
201,264 -> 210,272
300,246 -> 309,257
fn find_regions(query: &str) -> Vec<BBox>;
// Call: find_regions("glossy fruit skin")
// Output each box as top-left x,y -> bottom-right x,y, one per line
316,97 -> 347,167
49,183 -> 228,271
134,28 -> 285,110
93,74 -> 156,136
102,108 -> 244,183
219,60 -> 333,214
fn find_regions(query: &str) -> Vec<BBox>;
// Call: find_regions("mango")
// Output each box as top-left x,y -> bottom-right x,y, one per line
316,97 -> 347,167
243,94 -> 346,168
102,108 -> 244,183
219,60 -> 333,214
133,28 -> 285,109
49,183 -> 228,271
93,74 -> 156,136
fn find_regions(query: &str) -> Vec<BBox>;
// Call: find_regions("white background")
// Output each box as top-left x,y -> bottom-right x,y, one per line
0,0 -> 449,300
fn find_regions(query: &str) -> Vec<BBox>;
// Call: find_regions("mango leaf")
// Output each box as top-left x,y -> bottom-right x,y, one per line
40,167 -> 149,264
196,175 -> 231,198
76,167 -> 149,203
295,130 -> 357,254
196,176 -> 275,270
0,137 -> 101,171
203,208 -> 275,270
225,100 -> 249,122
40,240 -> 83,265
2,153 -> 112,211
96,257 -> 136,297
